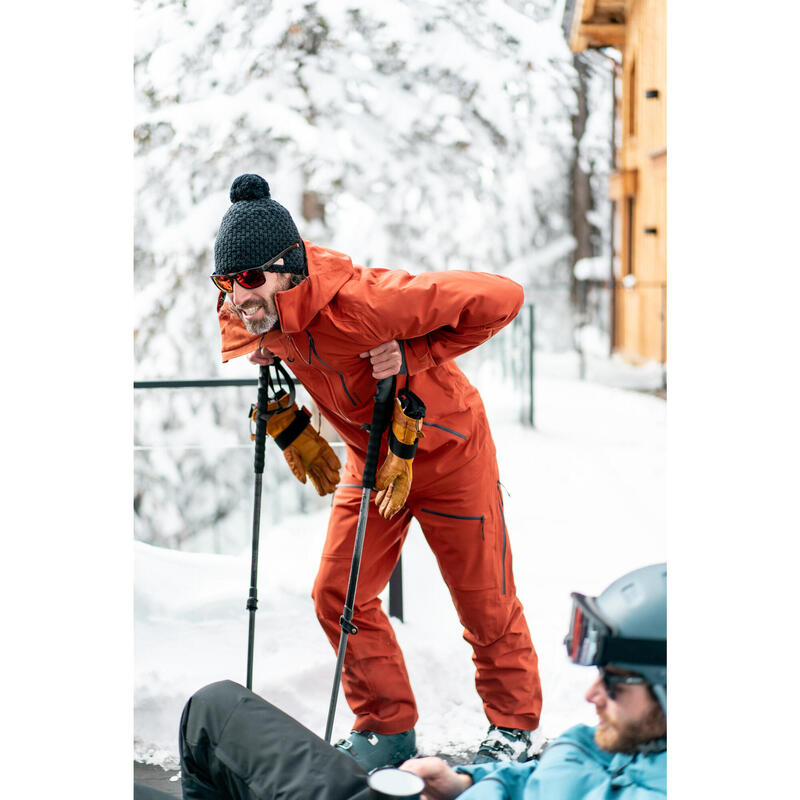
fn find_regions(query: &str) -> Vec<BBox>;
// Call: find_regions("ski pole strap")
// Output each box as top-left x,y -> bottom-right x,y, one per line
250,358 -> 297,425
362,376 -> 396,489
398,387 -> 426,419
388,427 -> 418,460
272,407 -> 312,450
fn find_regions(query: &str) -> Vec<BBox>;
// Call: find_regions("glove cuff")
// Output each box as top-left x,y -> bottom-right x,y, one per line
272,407 -> 312,450
388,388 -> 426,460
388,427 -> 419,460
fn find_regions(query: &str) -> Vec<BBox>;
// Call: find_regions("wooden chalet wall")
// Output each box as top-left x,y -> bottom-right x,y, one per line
567,0 -> 666,363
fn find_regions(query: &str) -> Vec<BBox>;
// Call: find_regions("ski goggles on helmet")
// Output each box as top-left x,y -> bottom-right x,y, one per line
210,243 -> 299,292
564,592 -> 666,668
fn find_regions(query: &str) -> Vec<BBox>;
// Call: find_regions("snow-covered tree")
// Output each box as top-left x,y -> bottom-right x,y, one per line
134,0 -> 611,551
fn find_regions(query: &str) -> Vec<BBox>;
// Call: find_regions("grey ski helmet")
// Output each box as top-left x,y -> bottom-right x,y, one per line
565,563 -> 666,713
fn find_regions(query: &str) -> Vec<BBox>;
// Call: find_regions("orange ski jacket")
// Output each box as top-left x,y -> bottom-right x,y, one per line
218,242 -> 524,491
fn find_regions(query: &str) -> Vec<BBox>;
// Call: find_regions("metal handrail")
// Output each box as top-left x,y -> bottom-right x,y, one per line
134,373 -> 405,620
134,378 -> 296,389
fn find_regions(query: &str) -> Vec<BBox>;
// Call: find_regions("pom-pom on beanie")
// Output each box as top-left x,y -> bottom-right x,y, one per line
214,174 -> 306,275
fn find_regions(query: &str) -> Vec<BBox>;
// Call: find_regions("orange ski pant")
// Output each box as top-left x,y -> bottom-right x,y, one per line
311,462 -> 543,735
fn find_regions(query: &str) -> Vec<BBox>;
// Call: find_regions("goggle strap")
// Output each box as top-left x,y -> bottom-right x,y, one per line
603,636 -> 666,666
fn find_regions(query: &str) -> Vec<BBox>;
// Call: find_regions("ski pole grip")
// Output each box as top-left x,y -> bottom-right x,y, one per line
362,377 -> 395,489
254,365 -> 270,474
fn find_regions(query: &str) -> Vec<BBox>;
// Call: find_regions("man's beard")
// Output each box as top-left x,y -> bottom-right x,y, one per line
231,300 -> 279,334
594,705 -> 667,754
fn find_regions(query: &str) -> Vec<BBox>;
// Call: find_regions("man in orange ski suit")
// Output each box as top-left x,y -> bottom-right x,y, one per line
214,174 -> 543,769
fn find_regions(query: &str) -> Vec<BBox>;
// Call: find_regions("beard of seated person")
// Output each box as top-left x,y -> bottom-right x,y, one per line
594,703 -> 667,754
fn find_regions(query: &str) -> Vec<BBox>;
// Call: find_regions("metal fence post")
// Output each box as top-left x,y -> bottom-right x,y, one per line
660,283 -> 667,391
528,303 -> 535,428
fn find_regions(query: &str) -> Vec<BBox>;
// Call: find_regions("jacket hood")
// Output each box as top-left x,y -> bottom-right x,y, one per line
275,242 -> 354,333
217,241 -> 354,361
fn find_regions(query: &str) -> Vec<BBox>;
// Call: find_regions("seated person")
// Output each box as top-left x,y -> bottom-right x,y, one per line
402,562 -> 666,798
162,563 -> 666,800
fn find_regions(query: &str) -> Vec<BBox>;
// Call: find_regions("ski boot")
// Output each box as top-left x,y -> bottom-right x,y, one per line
334,728 -> 417,771
472,725 -> 548,763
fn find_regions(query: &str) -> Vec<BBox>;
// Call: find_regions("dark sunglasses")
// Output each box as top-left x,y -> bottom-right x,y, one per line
210,243 -> 300,292
599,667 -> 647,700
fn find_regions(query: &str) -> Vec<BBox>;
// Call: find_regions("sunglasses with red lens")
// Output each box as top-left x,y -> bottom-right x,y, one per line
211,243 -> 300,293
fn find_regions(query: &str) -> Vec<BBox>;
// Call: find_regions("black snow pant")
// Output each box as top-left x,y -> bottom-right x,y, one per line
133,784 -> 176,800
178,680 -> 371,800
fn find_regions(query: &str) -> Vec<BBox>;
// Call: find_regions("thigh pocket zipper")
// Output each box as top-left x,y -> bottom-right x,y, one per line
496,482 -> 508,595
420,508 -> 485,540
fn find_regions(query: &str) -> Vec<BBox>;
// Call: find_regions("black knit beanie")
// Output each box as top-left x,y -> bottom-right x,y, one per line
214,174 -> 306,275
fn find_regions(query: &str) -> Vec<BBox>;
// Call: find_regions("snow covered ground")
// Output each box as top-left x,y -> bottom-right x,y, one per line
134,362 -> 665,768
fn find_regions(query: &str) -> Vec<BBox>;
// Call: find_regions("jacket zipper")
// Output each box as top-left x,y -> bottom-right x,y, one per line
284,333 -> 356,424
422,421 -> 467,439
306,331 -> 359,406
496,482 -> 507,595
542,740 -> 635,775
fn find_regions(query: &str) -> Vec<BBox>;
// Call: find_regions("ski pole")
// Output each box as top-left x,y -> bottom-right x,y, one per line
246,364 -> 270,691
324,375 -> 396,742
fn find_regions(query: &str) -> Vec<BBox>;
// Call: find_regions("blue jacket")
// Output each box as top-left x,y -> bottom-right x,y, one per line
455,725 -> 666,799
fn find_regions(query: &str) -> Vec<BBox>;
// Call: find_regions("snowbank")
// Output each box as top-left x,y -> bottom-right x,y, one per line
135,372 -> 665,767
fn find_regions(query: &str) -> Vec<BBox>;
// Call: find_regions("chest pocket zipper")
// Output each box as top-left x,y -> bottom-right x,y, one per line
284,333 -> 306,365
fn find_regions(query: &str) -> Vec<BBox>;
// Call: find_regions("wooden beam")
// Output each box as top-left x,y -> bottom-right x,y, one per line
568,0 -> 589,52
608,169 -> 638,200
579,22 -> 626,46
580,0 -> 597,23
569,31 -> 589,52
567,0 -> 626,53
598,0 -> 627,16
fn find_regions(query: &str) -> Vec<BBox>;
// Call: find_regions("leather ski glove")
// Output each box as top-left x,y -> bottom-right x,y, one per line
264,395 -> 341,496
374,388 -> 426,519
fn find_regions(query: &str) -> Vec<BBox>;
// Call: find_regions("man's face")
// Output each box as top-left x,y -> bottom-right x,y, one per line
229,268 -> 293,334
585,667 -> 666,753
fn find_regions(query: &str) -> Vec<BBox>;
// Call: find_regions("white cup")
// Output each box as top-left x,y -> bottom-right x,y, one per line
367,767 -> 425,800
